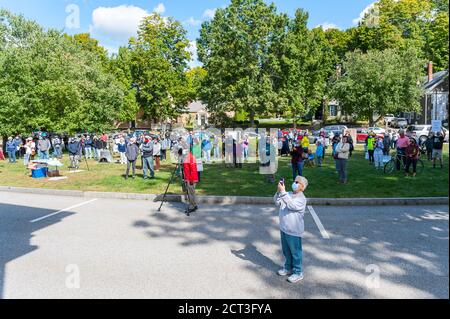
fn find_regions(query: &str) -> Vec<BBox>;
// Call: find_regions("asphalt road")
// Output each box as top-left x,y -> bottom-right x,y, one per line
0,191 -> 448,299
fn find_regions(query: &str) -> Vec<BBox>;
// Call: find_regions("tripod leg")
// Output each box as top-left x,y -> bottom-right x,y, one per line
157,164 -> 179,212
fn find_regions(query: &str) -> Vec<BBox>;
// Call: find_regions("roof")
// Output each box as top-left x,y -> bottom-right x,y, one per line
423,70 -> 449,92
187,101 -> 207,113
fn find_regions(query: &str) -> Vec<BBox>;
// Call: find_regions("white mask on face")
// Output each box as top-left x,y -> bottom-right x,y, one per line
292,182 -> 300,192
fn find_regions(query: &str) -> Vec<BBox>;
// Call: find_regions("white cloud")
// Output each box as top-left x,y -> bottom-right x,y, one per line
316,22 -> 340,31
187,40 -> 202,68
184,17 -> 202,26
90,5 -> 150,41
352,2 -> 377,25
203,8 -> 216,19
153,3 -> 166,14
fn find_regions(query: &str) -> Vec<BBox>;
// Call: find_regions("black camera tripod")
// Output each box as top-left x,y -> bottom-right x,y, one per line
157,162 -> 193,216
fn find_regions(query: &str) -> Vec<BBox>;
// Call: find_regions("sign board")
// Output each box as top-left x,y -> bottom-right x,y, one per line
431,120 -> 442,133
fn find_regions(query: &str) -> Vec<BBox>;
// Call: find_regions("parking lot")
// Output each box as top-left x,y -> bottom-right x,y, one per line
0,191 -> 448,299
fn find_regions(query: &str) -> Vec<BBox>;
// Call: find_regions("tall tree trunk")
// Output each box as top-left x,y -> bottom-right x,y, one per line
293,111 -> 297,129
249,110 -> 255,127
368,110 -> 374,127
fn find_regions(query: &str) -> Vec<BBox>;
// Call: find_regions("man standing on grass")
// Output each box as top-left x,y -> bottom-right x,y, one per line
395,130 -> 410,170
141,136 -> 155,179
432,131 -> 445,169
274,175 -> 308,284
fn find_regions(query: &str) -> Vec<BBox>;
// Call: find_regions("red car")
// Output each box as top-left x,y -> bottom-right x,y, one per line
356,129 -> 384,144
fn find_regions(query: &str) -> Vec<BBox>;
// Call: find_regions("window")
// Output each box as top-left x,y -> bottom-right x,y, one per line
329,104 -> 338,117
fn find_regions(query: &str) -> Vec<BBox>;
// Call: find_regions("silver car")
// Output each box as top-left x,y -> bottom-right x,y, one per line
392,118 -> 408,128
406,125 -> 449,144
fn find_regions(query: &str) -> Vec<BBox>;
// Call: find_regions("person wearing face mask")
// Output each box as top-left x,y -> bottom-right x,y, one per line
335,135 -> 350,184
274,175 -> 308,284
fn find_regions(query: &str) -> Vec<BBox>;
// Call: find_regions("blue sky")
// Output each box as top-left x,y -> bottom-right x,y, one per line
0,0 -> 375,66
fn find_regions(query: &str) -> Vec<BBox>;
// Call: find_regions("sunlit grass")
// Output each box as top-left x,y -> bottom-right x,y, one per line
0,144 -> 448,198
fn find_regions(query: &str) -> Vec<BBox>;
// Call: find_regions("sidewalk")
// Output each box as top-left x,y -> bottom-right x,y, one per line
0,185 -> 447,206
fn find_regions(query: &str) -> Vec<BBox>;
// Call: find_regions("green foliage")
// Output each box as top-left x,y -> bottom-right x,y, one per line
0,10 -> 125,136
331,47 -> 425,126
128,13 -> 191,122
186,66 -> 207,101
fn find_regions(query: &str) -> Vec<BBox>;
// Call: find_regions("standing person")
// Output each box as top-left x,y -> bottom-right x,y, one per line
290,143 -> 304,181
52,135 -> 62,158
141,136 -> 155,179
201,136 -> 212,163
243,135 -> 250,161
424,132 -> 434,161
67,137 -> 81,169
335,135 -> 350,184
332,134 -> 341,173
125,137 -> 140,179
432,131 -> 445,169
395,130 -> 410,170
14,136 -> 22,159
345,131 -> 354,157
374,136 -> 385,170
161,136 -> 169,161
23,137 -> 34,166
84,135 -> 93,159
100,132 -> 108,150
182,150 -> 199,215
93,136 -> 102,160
274,175 -> 308,284
315,140 -> 324,167
37,135 -> 50,160
153,139 -> 161,171
212,134 -> 221,162
301,133 -> 310,153
6,137 -> 17,163
405,138 -> 420,177
118,137 -> 127,165
383,132 -> 391,156
366,132 -> 375,164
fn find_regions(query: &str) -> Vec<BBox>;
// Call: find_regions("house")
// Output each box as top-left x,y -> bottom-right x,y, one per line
399,62 -> 449,125
175,101 -> 210,127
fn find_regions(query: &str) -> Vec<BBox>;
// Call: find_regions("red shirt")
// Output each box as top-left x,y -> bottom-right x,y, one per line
183,153 -> 199,183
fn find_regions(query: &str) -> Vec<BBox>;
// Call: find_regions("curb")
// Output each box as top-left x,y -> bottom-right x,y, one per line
0,186 -> 448,206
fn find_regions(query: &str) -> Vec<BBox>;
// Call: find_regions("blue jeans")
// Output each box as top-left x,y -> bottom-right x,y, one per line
7,150 -> 16,163
53,146 -> 62,158
84,146 -> 92,159
142,156 -> 155,178
38,150 -> 49,159
280,231 -> 303,275
23,153 -> 30,166
292,161 -> 304,181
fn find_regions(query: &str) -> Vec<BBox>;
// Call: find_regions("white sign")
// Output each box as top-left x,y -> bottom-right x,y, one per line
432,120 -> 442,133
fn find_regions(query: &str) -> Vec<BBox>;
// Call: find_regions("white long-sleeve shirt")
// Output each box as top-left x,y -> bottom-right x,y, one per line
274,191 -> 307,237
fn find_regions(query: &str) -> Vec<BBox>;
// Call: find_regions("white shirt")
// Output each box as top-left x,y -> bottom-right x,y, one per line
153,143 -> 161,156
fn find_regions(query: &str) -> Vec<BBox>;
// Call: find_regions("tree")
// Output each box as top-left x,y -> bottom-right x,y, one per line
331,47 -> 425,127
0,10 -> 126,136
66,33 -> 108,65
186,67 -> 207,101
349,0 -> 449,71
128,13 -> 191,122
198,0 -> 285,126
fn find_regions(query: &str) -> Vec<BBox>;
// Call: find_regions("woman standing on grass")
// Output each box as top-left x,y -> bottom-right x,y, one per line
405,138 -> 420,177
290,143 -> 305,182
335,135 -> 350,184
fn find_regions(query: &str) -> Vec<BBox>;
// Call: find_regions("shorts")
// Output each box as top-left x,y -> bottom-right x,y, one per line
432,149 -> 443,159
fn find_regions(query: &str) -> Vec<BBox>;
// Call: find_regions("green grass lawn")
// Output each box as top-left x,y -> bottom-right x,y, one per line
0,144 -> 448,198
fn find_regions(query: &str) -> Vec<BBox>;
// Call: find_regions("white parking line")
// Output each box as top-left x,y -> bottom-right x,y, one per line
307,206 -> 330,239
30,199 -> 98,223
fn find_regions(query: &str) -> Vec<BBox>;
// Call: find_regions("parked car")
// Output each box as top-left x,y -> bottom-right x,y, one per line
384,114 -> 396,126
367,127 -> 386,135
391,118 -> 408,128
313,125 -> 348,139
407,125 -> 449,144
356,128 -> 384,144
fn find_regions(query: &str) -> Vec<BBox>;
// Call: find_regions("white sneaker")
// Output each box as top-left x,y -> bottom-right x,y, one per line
277,268 -> 291,276
287,273 -> 304,283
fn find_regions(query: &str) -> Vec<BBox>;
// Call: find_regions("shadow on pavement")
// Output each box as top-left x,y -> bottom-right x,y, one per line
134,203 -> 449,298
0,203 -> 74,299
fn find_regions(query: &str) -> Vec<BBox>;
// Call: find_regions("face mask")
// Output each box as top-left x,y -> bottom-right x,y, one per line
292,182 -> 300,192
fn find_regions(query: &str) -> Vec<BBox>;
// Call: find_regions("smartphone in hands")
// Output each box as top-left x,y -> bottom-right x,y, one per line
280,178 -> 285,185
